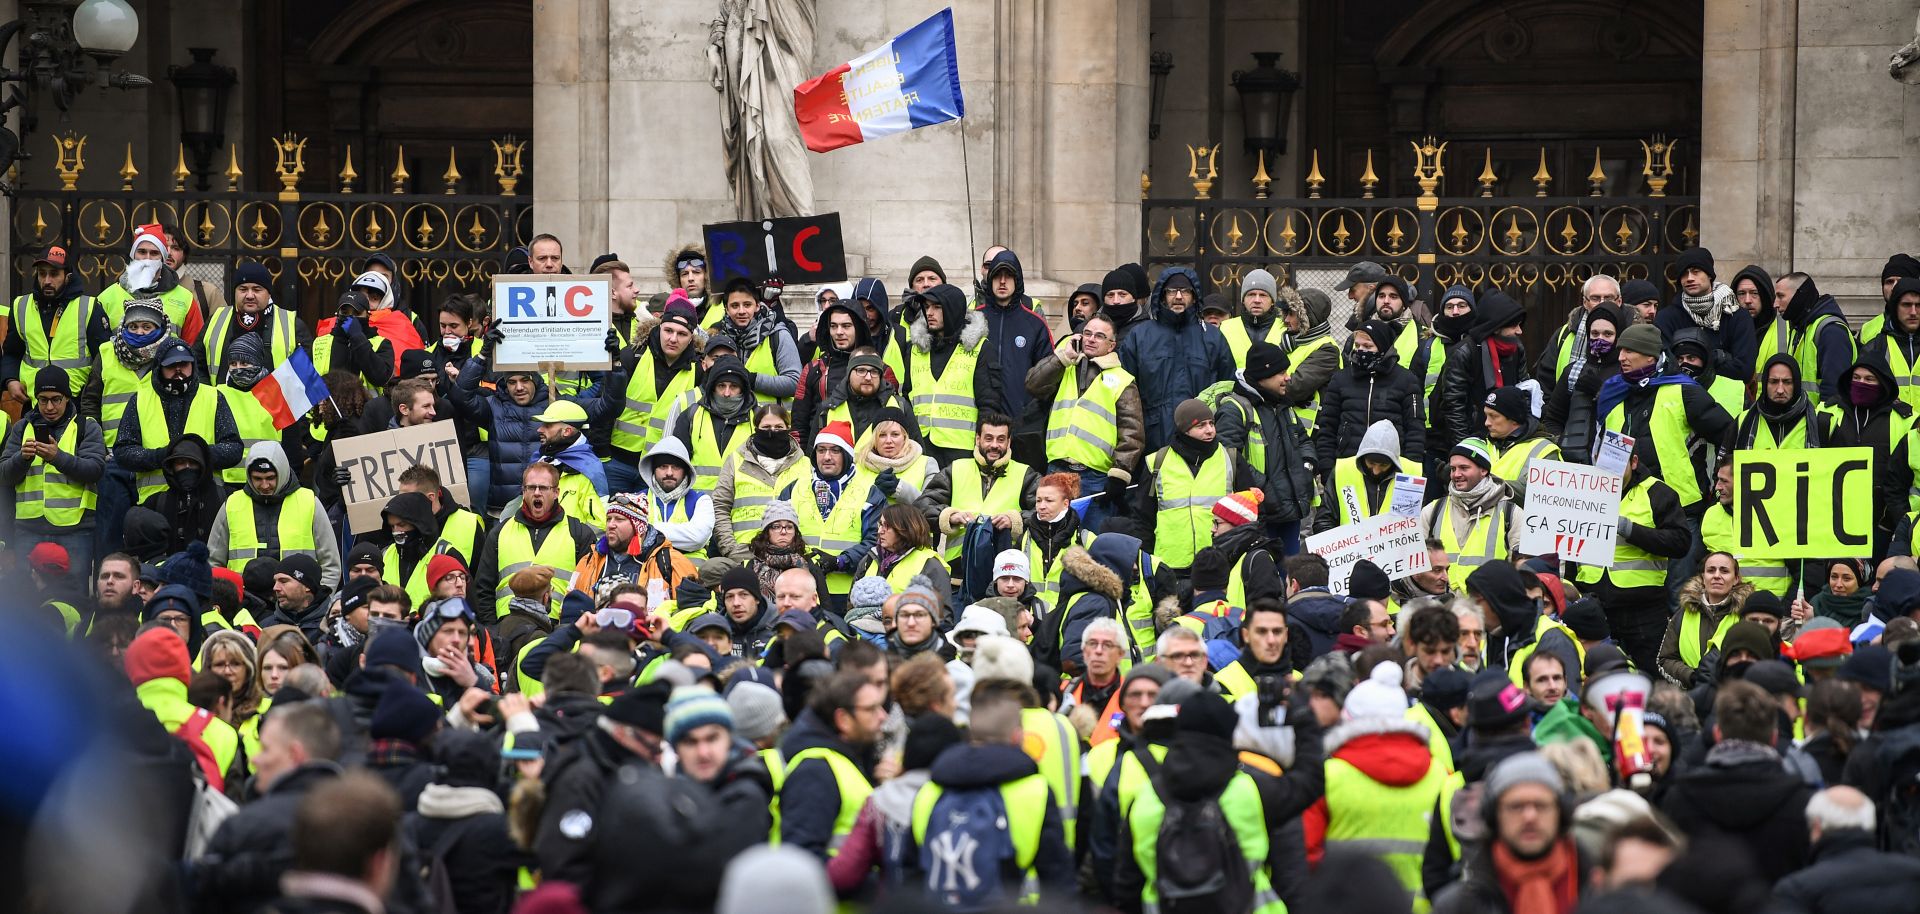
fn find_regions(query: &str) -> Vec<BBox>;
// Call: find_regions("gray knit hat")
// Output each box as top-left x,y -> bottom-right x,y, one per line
724,680 -> 786,743
849,576 -> 891,614
1241,269 -> 1278,304
763,500 -> 800,529
1486,750 -> 1565,806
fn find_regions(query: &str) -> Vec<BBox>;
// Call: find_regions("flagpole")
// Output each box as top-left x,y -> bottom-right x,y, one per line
956,119 -> 978,265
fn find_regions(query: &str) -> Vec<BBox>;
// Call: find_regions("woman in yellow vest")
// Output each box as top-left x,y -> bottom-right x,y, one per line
711,403 -> 811,561
1131,399 -> 1256,571
1656,551 -> 1752,688
1016,473 -> 1095,614
849,503 -> 949,608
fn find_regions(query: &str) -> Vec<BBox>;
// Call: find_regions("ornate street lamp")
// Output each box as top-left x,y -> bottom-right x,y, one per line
169,48 -> 236,191
0,0 -> 151,190
1231,52 -> 1299,157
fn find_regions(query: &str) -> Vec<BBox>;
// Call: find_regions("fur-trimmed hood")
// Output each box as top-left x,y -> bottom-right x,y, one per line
1059,545 -> 1126,602
1152,593 -> 1186,630
1678,575 -> 1752,619
661,243 -> 706,291
908,304 -> 989,353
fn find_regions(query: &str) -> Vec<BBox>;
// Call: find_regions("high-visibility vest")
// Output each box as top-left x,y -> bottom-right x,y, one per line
95,344 -> 152,448
1284,334 -> 1340,434
491,518 -> 580,614
1406,703 -> 1455,774
1882,336 -> 1920,414
1224,549 -> 1275,616
204,307 -> 299,375
1701,374 -> 1745,418
944,459 -> 1029,561
1333,454 -> 1415,527
884,546 -> 944,593
385,540 -> 460,610
1677,607 -> 1740,668
1503,613 -> 1587,688
1489,437 -> 1559,489
1415,334 -> 1447,403
777,746 -> 873,856
1019,707 -> 1081,846
131,384 -> 219,503
1758,316 -> 1794,369
687,409 -> 748,492
310,333 -> 390,389
725,455 -> 809,544
438,509 -> 485,565
739,336 -> 781,405
795,472 -> 876,596
1215,391 -> 1276,472
11,293 -> 99,392
217,387 -> 282,485
1214,659 -> 1257,702
98,283 -> 195,336
1736,404 -> 1830,451
1794,314 -> 1855,397
1129,769 -> 1284,914
1602,384 -> 1704,507
1127,551 -> 1161,662
1429,497 -> 1508,592
612,348 -> 700,454
1045,360 -> 1132,473
1552,325 -> 1578,385
1862,314 -> 1888,348
1390,322 -> 1420,371
907,340 -> 984,451
1575,473 -> 1666,589
650,490 -> 706,559
1217,315 -> 1270,368
1701,501 -> 1790,597
14,417 -> 95,526
1324,752 -> 1450,912
222,487 -> 321,569
1150,445 -> 1230,569
1023,527 -> 1094,612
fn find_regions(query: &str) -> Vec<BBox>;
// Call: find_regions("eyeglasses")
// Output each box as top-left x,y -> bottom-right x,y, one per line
1584,294 -> 1621,304
1085,639 -> 1121,652
1163,650 -> 1205,663
440,571 -> 468,582
1083,331 -> 1113,342
523,484 -> 557,493
896,609 -> 933,623
850,366 -> 880,376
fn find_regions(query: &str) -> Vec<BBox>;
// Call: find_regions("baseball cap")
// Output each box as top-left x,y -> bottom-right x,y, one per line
1335,260 -> 1390,291
533,401 -> 591,425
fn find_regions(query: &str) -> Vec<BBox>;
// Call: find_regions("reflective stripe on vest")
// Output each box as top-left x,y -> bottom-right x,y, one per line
1603,384 -> 1702,506
728,456 -> 809,542
780,746 -> 873,856
945,459 -> 1029,561
205,307 -> 298,376
1284,334 -> 1339,434
1575,473 -> 1665,589
1504,614 -> 1587,688
1794,314 -> 1854,396
15,417 -> 96,525
1046,359 -> 1131,472
1432,498 -> 1507,592
795,471 -> 877,595
1151,445 -> 1229,568
1019,708 -> 1081,846
1700,502 -> 1791,597
911,774 -> 1049,904
223,488 -> 321,568
13,293 -> 98,392
492,519 -> 580,613
95,342 -> 152,448
908,341 -> 984,450
1325,755 -> 1449,911
385,540 -> 458,610
612,349 -> 700,453
1490,438 -> 1557,487
218,387 -> 282,484
133,384 -> 218,502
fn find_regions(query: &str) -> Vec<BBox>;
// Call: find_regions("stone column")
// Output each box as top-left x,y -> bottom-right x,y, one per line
1699,0 -> 1798,274
532,0 -> 611,263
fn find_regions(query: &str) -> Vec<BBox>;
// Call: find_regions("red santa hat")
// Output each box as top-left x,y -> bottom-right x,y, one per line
815,420 -> 855,459
131,223 -> 168,259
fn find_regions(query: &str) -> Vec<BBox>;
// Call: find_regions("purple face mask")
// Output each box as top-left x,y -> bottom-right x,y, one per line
1587,338 -> 1615,358
1851,379 -> 1881,406
1621,362 -> 1657,383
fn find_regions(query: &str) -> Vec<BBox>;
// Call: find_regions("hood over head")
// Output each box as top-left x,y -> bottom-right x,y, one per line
124,626 -> 194,686
381,491 -> 442,540
814,300 -> 874,356
906,283 -> 970,343
1842,355 -> 1899,410
242,441 -> 297,496
1732,264 -> 1776,324
980,249 -> 1027,305
162,435 -> 215,489
639,435 -> 698,490
1150,266 -> 1202,327
1296,287 -> 1334,329
1668,326 -> 1718,382
1471,291 -> 1526,341
1465,561 -> 1536,636
1355,420 -> 1402,463
1886,277 -> 1920,333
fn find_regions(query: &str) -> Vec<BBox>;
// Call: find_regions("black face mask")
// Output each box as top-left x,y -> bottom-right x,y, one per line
1350,349 -> 1386,376
158,374 -> 191,396
1105,301 -> 1137,324
173,468 -> 202,491
539,433 -> 572,456
226,365 -> 265,391
754,428 -> 793,457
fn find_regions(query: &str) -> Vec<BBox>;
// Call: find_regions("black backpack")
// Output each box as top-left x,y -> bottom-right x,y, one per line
1136,746 -> 1252,914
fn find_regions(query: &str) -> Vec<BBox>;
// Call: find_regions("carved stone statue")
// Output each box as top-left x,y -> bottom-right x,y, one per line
709,0 -> 818,219
1892,8 -> 1920,84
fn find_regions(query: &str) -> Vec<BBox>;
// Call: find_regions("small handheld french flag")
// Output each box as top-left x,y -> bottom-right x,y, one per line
252,349 -> 330,430
794,9 -> 965,153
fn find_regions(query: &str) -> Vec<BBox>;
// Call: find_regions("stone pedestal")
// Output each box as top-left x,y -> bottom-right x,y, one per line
534,0 -> 1150,308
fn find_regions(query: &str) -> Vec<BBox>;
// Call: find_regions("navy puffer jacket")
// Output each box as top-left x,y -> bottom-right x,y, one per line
451,356 -> 549,509
1118,267 -> 1236,451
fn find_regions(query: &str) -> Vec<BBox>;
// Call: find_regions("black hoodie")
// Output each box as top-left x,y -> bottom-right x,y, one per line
1783,276 -> 1859,405
1830,355 -> 1914,547
381,491 -> 443,581
155,435 -> 223,549
976,249 -> 1054,423
1736,353 -> 1832,449
1866,276 -> 1920,379
794,299 -> 879,442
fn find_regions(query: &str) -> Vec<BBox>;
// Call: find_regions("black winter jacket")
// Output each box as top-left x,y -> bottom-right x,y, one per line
1775,829 -> 1920,914
1214,381 -> 1314,523
1659,750 -> 1813,884
1311,360 -> 1426,466
193,763 -> 342,914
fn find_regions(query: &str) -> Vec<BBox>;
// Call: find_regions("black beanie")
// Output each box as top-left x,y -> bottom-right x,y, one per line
1347,560 -> 1391,602
1675,247 -> 1716,281
1483,385 -> 1533,424
1620,279 -> 1662,306
1884,253 -> 1920,283
1177,691 -> 1238,742
1190,548 -> 1231,592
1355,318 -> 1400,352
33,365 -> 71,397
1245,341 -> 1288,382
1102,267 -> 1141,299
606,682 -> 672,734
1560,597 -> 1610,641
903,712 -> 963,771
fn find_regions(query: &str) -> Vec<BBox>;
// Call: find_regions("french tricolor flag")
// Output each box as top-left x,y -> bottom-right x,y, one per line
794,9 -> 965,153
252,348 -> 331,430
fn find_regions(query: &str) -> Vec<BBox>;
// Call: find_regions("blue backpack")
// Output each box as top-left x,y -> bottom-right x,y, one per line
917,787 -> 1022,912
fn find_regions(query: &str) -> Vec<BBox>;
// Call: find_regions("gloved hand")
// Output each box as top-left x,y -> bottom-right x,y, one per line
1617,516 -> 1635,537
482,319 -> 506,354
604,328 -> 622,356
875,469 -> 899,497
332,316 -> 357,339
333,465 -> 353,487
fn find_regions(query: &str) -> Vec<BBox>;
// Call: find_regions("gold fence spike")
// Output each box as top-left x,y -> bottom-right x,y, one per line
339,145 -> 358,193
174,143 -> 191,192
1305,149 -> 1325,199
1140,169 -> 1150,200
391,144 -> 410,194
1532,148 -> 1552,197
1251,150 -> 1271,200
225,143 -> 243,192
1359,149 -> 1379,199
1587,148 -> 1607,197
443,147 -> 461,194
1477,148 -> 1497,198
119,142 -> 137,191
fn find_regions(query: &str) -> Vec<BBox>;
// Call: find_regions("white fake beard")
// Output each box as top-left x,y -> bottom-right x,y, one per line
122,259 -> 162,290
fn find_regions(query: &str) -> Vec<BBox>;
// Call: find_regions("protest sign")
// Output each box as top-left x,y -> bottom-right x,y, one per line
1519,458 -> 1622,566
332,420 -> 469,534
491,275 -> 611,372
1734,447 -> 1874,558
1595,430 -> 1634,478
703,214 -> 848,285
1304,513 -> 1430,595
1390,474 -> 1425,517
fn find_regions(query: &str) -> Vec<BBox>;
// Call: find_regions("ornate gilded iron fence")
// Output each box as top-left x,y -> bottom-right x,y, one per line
1142,136 -> 1699,338
10,132 -> 533,323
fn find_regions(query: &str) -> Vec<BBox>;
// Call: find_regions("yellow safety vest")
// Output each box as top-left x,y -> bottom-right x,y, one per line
1503,613 -> 1587,688
795,471 -> 876,596
739,334 -> 781,405
1127,551 -> 1161,662
911,775 -> 1049,905
437,509 -> 485,566
1284,334 -> 1340,434
1129,769 -> 1284,914
95,344 -> 153,448
777,746 -> 873,856
1325,753 -> 1450,913
556,470 -> 607,530
725,455 -> 810,543
204,307 -> 299,375
1602,384 -> 1703,507
11,293 -> 99,392
650,489 -> 707,560
687,409 -> 748,492
1023,527 -> 1093,612
1214,659 -> 1257,702
1150,445 -> 1230,569
1390,322 -> 1420,371
131,384 -> 219,503
1794,314 -> 1855,397
14,417 -> 96,526
1758,315 -> 1794,369
98,283 -> 195,332
1701,501 -> 1790,597
884,546 -> 944,593
310,333 -> 390,389
1429,497 -> 1508,592
1489,437 -> 1559,490
1406,703 -> 1455,774
944,459 -> 1029,561
1677,607 -> 1740,668
1736,404 -> 1830,451
1575,473 -> 1666,589
1703,375 -> 1745,419
1019,707 -> 1081,846
612,348 -> 700,454
492,518 -> 580,614
222,488 -> 321,570
1217,316 -> 1269,368
385,540 -> 460,610
1045,359 -> 1132,473
1882,335 -> 1920,414
907,340 -> 985,451
217,387 -> 282,485
1333,454 -> 1415,527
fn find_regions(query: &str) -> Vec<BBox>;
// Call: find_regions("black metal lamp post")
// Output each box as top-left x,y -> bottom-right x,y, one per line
1231,51 -> 1299,157
168,47 -> 235,191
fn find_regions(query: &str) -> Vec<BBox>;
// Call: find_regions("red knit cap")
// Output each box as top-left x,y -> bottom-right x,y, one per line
1211,488 -> 1264,528
28,542 -> 68,574
427,553 -> 467,592
212,566 -> 245,596
124,627 -> 192,686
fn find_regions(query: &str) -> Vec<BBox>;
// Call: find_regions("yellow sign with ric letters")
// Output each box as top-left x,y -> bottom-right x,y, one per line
1732,447 -> 1874,558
